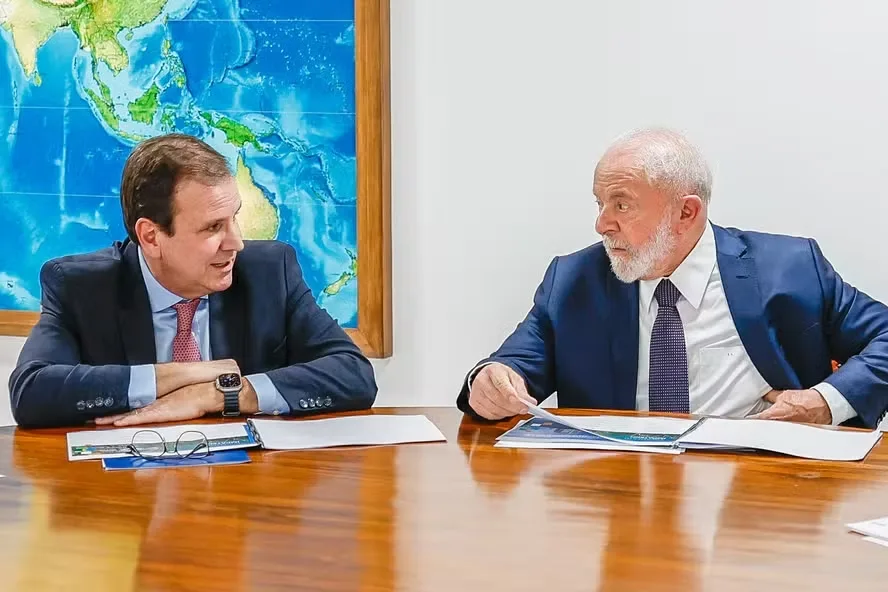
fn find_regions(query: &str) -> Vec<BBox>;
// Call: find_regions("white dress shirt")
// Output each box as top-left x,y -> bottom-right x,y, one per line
636,222 -> 855,425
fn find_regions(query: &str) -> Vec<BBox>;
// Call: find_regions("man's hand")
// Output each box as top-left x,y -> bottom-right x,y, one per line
154,359 -> 241,398
749,388 -> 832,425
96,382 -> 220,427
96,377 -> 261,427
468,362 -> 536,420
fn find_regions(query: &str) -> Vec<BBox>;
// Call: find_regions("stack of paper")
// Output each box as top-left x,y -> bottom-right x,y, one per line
676,417 -> 882,461
847,517 -> 888,548
496,405 -> 882,461
495,407 -> 697,455
66,423 -> 259,461
247,414 -> 447,450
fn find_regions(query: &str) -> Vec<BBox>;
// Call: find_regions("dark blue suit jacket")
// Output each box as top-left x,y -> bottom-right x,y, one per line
457,225 -> 888,428
10,239 -> 377,428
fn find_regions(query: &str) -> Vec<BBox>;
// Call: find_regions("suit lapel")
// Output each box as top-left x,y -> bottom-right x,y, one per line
209,269 -> 246,364
714,225 -> 798,389
607,274 -> 640,410
118,241 -> 157,364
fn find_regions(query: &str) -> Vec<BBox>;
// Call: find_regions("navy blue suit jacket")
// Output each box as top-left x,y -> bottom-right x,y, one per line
457,225 -> 888,428
10,239 -> 377,428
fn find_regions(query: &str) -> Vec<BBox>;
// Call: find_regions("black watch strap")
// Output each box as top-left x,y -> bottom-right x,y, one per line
222,390 -> 240,417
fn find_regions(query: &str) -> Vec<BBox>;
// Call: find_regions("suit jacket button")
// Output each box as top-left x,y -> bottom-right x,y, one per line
104,397 -> 114,407
94,397 -> 104,407
85,400 -> 94,409
76,401 -> 86,411
299,399 -> 308,409
324,397 -> 332,407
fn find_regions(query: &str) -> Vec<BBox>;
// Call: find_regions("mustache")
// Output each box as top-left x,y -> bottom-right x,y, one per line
602,237 -> 633,252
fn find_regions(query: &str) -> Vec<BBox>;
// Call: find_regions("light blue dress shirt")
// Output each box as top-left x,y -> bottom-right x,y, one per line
127,248 -> 290,415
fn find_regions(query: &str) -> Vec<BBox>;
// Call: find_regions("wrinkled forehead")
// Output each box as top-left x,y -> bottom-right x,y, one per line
593,149 -> 646,193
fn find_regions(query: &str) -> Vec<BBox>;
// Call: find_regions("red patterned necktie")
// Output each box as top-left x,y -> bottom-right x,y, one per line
171,299 -> 202,362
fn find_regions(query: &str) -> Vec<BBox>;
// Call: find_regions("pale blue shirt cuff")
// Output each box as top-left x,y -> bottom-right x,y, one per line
812,381 -> 857,426
128,364 -> 157,409
246,373 -> 291,415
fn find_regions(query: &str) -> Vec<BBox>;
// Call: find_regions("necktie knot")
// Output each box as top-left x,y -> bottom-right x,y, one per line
172,299 -> 200,332
654,279 -> 681,308
171,299 -> 201,362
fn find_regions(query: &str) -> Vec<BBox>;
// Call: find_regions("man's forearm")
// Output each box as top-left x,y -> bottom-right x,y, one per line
154,361 -> 230,397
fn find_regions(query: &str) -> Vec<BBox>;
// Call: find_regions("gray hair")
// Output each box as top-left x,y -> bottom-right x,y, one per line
602,127 -> 713,205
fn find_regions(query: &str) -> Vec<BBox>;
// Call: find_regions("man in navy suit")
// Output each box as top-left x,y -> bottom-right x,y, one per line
10,133 -> 377,428
459,128 -> 888,428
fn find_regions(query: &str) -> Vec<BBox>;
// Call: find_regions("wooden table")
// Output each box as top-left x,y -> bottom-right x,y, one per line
1,407 -> 887,591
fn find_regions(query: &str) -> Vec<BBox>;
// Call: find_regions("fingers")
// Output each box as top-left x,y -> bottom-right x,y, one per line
215,358 -> 241,375
763,390 -> 780,404
95,413 -> 129,426
112,407 -> 154,427
508,370 -> 536,406
469,364 -> 531,419
749,402 -> 792,421
469,393 -> 512,420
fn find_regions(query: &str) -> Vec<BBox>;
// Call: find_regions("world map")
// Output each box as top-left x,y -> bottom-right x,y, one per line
0,0 -> 359,327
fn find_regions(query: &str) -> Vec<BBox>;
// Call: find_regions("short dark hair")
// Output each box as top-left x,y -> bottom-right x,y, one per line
119,133 -> 232,243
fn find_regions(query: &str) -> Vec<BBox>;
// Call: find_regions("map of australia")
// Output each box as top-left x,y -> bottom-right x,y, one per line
0,0 -> 358,327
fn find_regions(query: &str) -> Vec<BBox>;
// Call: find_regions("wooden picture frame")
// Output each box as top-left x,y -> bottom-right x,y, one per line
0,0 -> 392,359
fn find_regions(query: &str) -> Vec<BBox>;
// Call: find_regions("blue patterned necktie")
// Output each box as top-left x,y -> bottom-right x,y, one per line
648,279 -> 690,413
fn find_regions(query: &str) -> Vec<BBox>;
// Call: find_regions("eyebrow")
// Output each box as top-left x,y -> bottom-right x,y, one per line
204,202 -> 242,229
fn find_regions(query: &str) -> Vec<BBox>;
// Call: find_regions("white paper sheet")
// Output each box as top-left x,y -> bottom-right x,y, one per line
248,415 -> 446,450
67,423 -> 258,461
848,516 -> 888,541
678,417 -> 882,461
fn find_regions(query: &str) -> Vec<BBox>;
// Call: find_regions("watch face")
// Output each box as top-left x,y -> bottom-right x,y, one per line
217,373 -> 242,389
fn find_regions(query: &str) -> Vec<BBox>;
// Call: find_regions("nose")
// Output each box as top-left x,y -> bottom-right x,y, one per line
595,206 -> 618,236
223,219 -> 245,252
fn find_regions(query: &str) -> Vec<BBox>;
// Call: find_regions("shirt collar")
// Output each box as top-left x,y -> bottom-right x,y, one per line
639,221 -> 716,312
137,247 -> 208,313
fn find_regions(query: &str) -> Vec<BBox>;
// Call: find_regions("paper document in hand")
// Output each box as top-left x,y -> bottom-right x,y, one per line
677,418 -> 882,461
247,414 -> 446,450
67,423 -> 257,461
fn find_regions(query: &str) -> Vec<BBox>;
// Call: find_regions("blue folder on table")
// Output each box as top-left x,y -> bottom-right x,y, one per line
102,449 -> 251,471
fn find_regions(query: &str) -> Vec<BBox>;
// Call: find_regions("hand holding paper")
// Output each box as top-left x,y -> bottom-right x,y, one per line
468,362 -> 536,420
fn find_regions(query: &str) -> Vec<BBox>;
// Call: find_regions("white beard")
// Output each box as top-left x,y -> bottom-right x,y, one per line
603,214 -> 676,283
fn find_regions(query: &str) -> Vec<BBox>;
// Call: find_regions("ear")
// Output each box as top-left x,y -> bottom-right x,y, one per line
134,218 -> 163,258
677,194 -> 704,227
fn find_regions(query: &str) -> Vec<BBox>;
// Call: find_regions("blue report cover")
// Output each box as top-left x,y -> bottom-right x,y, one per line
502,417 -> 682,445
102,449 -> 251,471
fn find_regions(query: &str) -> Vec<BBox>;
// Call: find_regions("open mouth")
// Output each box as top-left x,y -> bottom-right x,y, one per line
211,260 -> 234,270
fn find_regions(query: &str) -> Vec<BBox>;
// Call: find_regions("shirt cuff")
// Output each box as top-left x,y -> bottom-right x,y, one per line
127,364 -> 157,410
246,373 -> 291,415
812,382 -> 857,426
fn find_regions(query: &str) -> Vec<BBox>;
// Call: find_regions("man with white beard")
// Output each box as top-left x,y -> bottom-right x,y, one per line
457,128 -> 888,428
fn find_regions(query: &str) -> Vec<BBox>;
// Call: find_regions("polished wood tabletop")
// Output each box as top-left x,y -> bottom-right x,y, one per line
1,407 -> 888,591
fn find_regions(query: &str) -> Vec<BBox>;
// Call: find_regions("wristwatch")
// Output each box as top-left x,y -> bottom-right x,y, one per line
215,373 -> 242,417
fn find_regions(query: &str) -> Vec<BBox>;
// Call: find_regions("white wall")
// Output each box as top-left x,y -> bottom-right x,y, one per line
3,0 -> 888,422
374,0 -> 888,412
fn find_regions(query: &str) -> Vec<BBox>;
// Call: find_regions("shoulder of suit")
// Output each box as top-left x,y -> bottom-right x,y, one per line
237,240 -> 296,264
42,242 -> 126,277
715,224 -> 816,255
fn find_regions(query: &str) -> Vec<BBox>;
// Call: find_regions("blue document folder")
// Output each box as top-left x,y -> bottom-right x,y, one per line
102,449 -> 251,471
